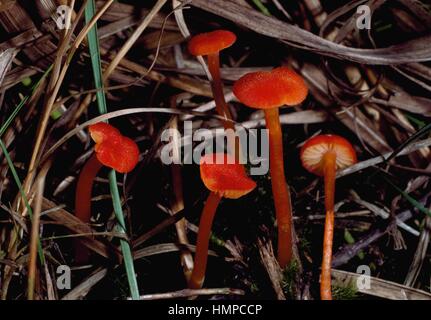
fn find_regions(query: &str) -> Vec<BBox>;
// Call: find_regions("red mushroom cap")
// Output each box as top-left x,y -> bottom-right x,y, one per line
233,67 -> 308,109
200,153 -> 256,199
89,123 -> 139,173
300,134 -> 357,176
188,30 -> 236,56
89,122 -> 120,144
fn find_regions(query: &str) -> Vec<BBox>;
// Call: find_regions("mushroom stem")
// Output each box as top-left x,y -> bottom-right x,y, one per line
74,153 -> 103,263
207,53 -> 234,130
264,108 -> 293,268
208,53 -> 241,161
189,191 -> 222,289
321,151 -> 336,300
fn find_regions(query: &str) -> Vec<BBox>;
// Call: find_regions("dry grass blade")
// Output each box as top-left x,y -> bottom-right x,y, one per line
134,243 -> 217,261
190,0 -> 431,64
257,238 -> 286,300
332,269 -> 431,300
0,48 -> 16,84
103,0 -> 167,81
133,287 -> 244,300
27,161 -> 51,300
337,137 -> 431,178
42,198 -> 121,260
62,268 -> 108,300
404,216 -> 431,287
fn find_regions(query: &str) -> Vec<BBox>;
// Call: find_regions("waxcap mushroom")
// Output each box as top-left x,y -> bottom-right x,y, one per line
89,123 -> 139,173
233,67 -> 308,109
300,134 -> 357,176
89,122 -> 120,144
200,153 -> 256,199
188,30 -> 236,56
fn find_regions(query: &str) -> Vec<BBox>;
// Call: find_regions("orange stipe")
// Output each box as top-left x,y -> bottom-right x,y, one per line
188,30 -> 236,56
233,67 -> 308,109
300,134 -> 357,300
189,153 -> 256,289
233,67 -> 308,268
75,123 -> 139,263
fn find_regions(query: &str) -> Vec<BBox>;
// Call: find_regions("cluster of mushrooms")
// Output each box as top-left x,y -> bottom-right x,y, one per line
75,30 -> 358,300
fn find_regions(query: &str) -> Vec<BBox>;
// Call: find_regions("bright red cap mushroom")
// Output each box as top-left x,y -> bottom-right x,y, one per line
188,30 -> 237,56
89,122 -> 120,144
89,123 -> 139,173
200,153 -> 256,199
300,134 -> 357,176
233,67 -> 308,109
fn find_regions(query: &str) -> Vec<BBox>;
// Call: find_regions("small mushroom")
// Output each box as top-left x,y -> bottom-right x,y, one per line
188,30 -> 237,130
300,134 -> 357,300
233,67 -> 308,268
74,122 -> 139,263
188,153 -> 256,289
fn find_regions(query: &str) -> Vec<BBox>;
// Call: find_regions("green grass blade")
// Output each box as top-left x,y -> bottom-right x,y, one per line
251,0 -> 271,15
85,0 -> 140,300
85,1 -> 107,115
0,139 -> 45,264
109,170 -> 140,298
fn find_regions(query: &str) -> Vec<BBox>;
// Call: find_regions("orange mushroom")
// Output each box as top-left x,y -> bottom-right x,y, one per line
233,67 -> 308,268
74,122 -> 139,263
300,134 -> 357,300
188,153 -> 256,289
188,30 -> 237,130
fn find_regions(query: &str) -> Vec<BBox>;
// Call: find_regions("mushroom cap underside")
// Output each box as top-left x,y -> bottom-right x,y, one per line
300,134 -> 357,176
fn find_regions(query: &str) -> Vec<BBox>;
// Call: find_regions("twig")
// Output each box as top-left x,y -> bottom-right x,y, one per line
332,195 -> 430,267
132,287 -> 244,300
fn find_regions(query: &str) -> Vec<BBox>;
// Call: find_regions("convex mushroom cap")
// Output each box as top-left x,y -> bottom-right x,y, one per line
188,30 -> 236,56
200,153 -> 256,199
300,134 -> 357,176
89,123 -> 139,173
233,67 -> 308,109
